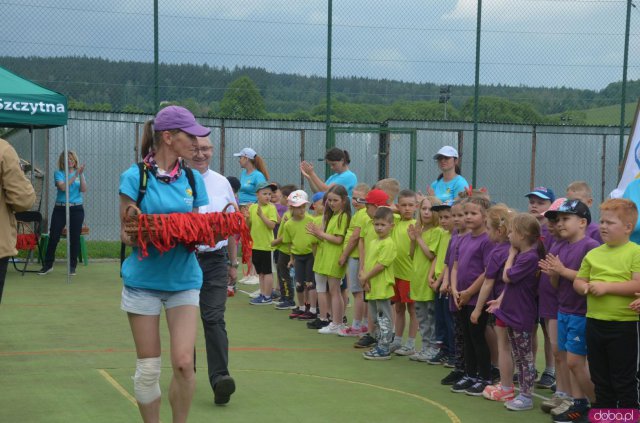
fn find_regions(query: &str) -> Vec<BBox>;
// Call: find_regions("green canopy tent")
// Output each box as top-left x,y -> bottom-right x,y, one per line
0,65 -> 74,280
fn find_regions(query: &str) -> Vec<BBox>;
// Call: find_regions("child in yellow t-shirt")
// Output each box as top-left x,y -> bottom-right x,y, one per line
247,182 -> 278,305
361,207 -> 397,360
574,199 -> 640,410
338,183 -> 371,336
282,190 -> 318,320
408,196 -> 444,362
390,189 -> 419,356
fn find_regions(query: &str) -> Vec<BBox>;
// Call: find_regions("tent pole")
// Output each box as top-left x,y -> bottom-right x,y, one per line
29,127 -> 34,185
63,126 -> 71,283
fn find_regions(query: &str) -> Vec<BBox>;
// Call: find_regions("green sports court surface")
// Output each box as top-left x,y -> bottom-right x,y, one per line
1,262 -> 553,422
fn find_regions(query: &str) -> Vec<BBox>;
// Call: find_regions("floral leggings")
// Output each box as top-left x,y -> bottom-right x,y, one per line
507,327 -> 535,396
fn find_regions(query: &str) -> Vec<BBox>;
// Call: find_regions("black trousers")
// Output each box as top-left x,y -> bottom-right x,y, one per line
459,305 -> 491,381
0,257 -> 8,304
586,317 -> 640,409
276,251 -> 293,301
44,205 -> 84,269
197,249 -> 231,391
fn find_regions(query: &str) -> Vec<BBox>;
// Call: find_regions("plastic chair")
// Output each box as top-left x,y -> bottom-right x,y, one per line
39,226 -> 89,266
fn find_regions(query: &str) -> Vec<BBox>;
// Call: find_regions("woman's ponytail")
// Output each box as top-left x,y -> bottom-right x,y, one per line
140,120 -> 155,159
342,150 -> 351,165
253,155 -> 270,180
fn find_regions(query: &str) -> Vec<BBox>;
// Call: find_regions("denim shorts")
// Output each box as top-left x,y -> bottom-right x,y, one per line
121,286 -> 200,315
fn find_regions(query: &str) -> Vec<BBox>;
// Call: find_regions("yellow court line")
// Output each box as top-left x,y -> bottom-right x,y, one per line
235,368 -> 461,423
97,369 -> 138,407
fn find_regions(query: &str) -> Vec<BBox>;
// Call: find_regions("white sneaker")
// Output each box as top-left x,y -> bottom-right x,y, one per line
318,322 -> 342,335
409,351 -> 431,362
394,345 -> 416,356
243,275 -> 259,285
425,346 -> 440,360
249,289 -> 261,299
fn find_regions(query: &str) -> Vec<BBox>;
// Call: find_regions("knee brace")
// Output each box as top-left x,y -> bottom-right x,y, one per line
133,357 -> 161,404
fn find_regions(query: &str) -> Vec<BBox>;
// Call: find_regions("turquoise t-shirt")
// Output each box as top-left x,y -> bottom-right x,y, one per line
238,169 -> 266,205
430,175 -> 469,205
622,178 -> 640,244
119,164 -> 209,292
54,170 -> 83,204
326,169 -> 357,197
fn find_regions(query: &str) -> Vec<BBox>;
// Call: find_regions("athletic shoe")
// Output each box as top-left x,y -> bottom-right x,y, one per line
306,318 -> 330,330
504,394 -> 534,411
288,307 -> 304,319
465,379 -> 490,396
427,350 -> 447,365
388,340 -> 402,354
551,399 -> 574,417
409,351 -> 430,362
441,369 -> 464,385
536,370 -> 556,389
213,375 -> 236,405
424,346 -> 440,360
362,346 -> 391,361
354,333 -> 377,349
553,405 -> 589,423
444,356 -> 456,368
482,383 -> 515,402
318,322 -> 343,335
37,266 -> 53,275
249,289 -> 261,299
241,275 -> 259,285
249,295 -> 272,305
69,268 -> 77,276
274,299 -> 296,310
394,345 -> 416,356
451,376 -> 475,393
272,290 -> 281,300
541,394 -> 568,414
297,311 -> 317,321
227,286 -> 235,297
338,326 -> 362,337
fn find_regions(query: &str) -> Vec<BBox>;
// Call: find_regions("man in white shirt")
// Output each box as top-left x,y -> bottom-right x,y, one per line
187,136 -> 238,406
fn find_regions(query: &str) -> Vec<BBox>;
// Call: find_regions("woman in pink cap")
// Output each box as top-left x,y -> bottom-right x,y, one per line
119,106 -> 210,423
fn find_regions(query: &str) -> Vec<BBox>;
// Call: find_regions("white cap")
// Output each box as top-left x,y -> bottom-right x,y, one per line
233,147 -> 257,160
433,145 -> 459,159
287,190 -> 309,207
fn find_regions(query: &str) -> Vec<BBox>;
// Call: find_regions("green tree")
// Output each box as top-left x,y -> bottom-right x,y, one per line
461,96 -> 544,123
219,76 -> 266,118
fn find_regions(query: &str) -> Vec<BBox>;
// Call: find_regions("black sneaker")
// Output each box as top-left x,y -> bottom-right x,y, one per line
306,318 -> 330,329
553,405 -> 588,423
465,379 -> 489,396
275,299 -> 296,310
427,350 -> 446,365
37,266 -> 53,275
444,356 -> 456,368
354,333 -> 377,349
213,375 -> 236,405
536,370 -> 555,389
441,369 -> 464,385
491,366 -> 500,384
288,307 -> 305,319
343,315 -> 348,324
451,376 -> 475,393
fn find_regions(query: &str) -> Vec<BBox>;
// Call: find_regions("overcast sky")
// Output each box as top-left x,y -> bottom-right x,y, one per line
2,0 -> 639,90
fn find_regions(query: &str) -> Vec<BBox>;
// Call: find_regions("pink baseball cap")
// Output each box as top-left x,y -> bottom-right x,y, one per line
287,190 -> 309,207
542,197 -> 567,217
154,106 -> 210,137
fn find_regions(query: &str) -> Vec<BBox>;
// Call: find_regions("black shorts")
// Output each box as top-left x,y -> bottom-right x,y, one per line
252,249 -> 272,275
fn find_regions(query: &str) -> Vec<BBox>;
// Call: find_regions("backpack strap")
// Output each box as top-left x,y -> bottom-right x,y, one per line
120,163 -> 149,275
182,164 -> 198,203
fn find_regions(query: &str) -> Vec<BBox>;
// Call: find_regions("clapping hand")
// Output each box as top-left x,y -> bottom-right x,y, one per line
407,224 -> 418,241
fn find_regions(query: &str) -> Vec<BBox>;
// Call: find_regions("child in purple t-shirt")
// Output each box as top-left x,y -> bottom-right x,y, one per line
473,204 -> 514,402
495,213 -> 545,411
566,181 -> 603,244
539,200 -> 599,420
450,196 -> 495,395
439,200 -> 468,386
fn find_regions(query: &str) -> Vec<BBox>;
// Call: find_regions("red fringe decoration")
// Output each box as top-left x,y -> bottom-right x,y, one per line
135,212 -> 253,272
16,233 -> 37,251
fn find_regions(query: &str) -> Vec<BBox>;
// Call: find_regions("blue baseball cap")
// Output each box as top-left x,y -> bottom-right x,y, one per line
311,192 -> 325,203
525,186 -> 555,202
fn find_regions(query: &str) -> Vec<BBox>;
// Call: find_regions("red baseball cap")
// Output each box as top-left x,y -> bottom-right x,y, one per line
365,189 -> 389,207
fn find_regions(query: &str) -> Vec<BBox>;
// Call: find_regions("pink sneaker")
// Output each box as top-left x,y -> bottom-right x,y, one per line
482,383 -> 515,402
338,326 -> 362,337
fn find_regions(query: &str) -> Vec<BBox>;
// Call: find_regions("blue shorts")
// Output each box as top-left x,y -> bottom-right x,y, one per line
557,312 -> 587,356
121,286 -> 200,315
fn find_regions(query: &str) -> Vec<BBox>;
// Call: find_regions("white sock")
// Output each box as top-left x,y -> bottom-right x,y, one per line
405,337 -> 415,348
352,320 -> 361,329
309,307 -> 317,314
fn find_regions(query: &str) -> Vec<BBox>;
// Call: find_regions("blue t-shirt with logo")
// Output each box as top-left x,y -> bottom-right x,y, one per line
54,170 -> 83,204
119,164 -> 209,292
326,169 -> 357,197
623,178 -> 640,244
430,175 -> 469,205
238,169 -> 266,205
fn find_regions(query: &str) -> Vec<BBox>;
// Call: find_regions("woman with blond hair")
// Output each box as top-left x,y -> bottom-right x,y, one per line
38,150 -> 87,276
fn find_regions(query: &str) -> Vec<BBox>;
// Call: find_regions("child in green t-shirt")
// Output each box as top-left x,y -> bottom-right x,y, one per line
361,207 -> 397,360
574,198 -> 640,409
282,190 -> 318,320
246,182 -> 278,305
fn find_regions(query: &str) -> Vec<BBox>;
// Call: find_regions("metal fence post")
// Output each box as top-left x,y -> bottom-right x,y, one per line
220,119 -> 226,175
325,0 -> 333,178
530,125 -> 537,190
153,0 -> 159,113
410,129 -> 417,191
601,135 -> 607,204
619,0 -> 632,172
300,129 -> 306,189
472,0 -> 482,186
